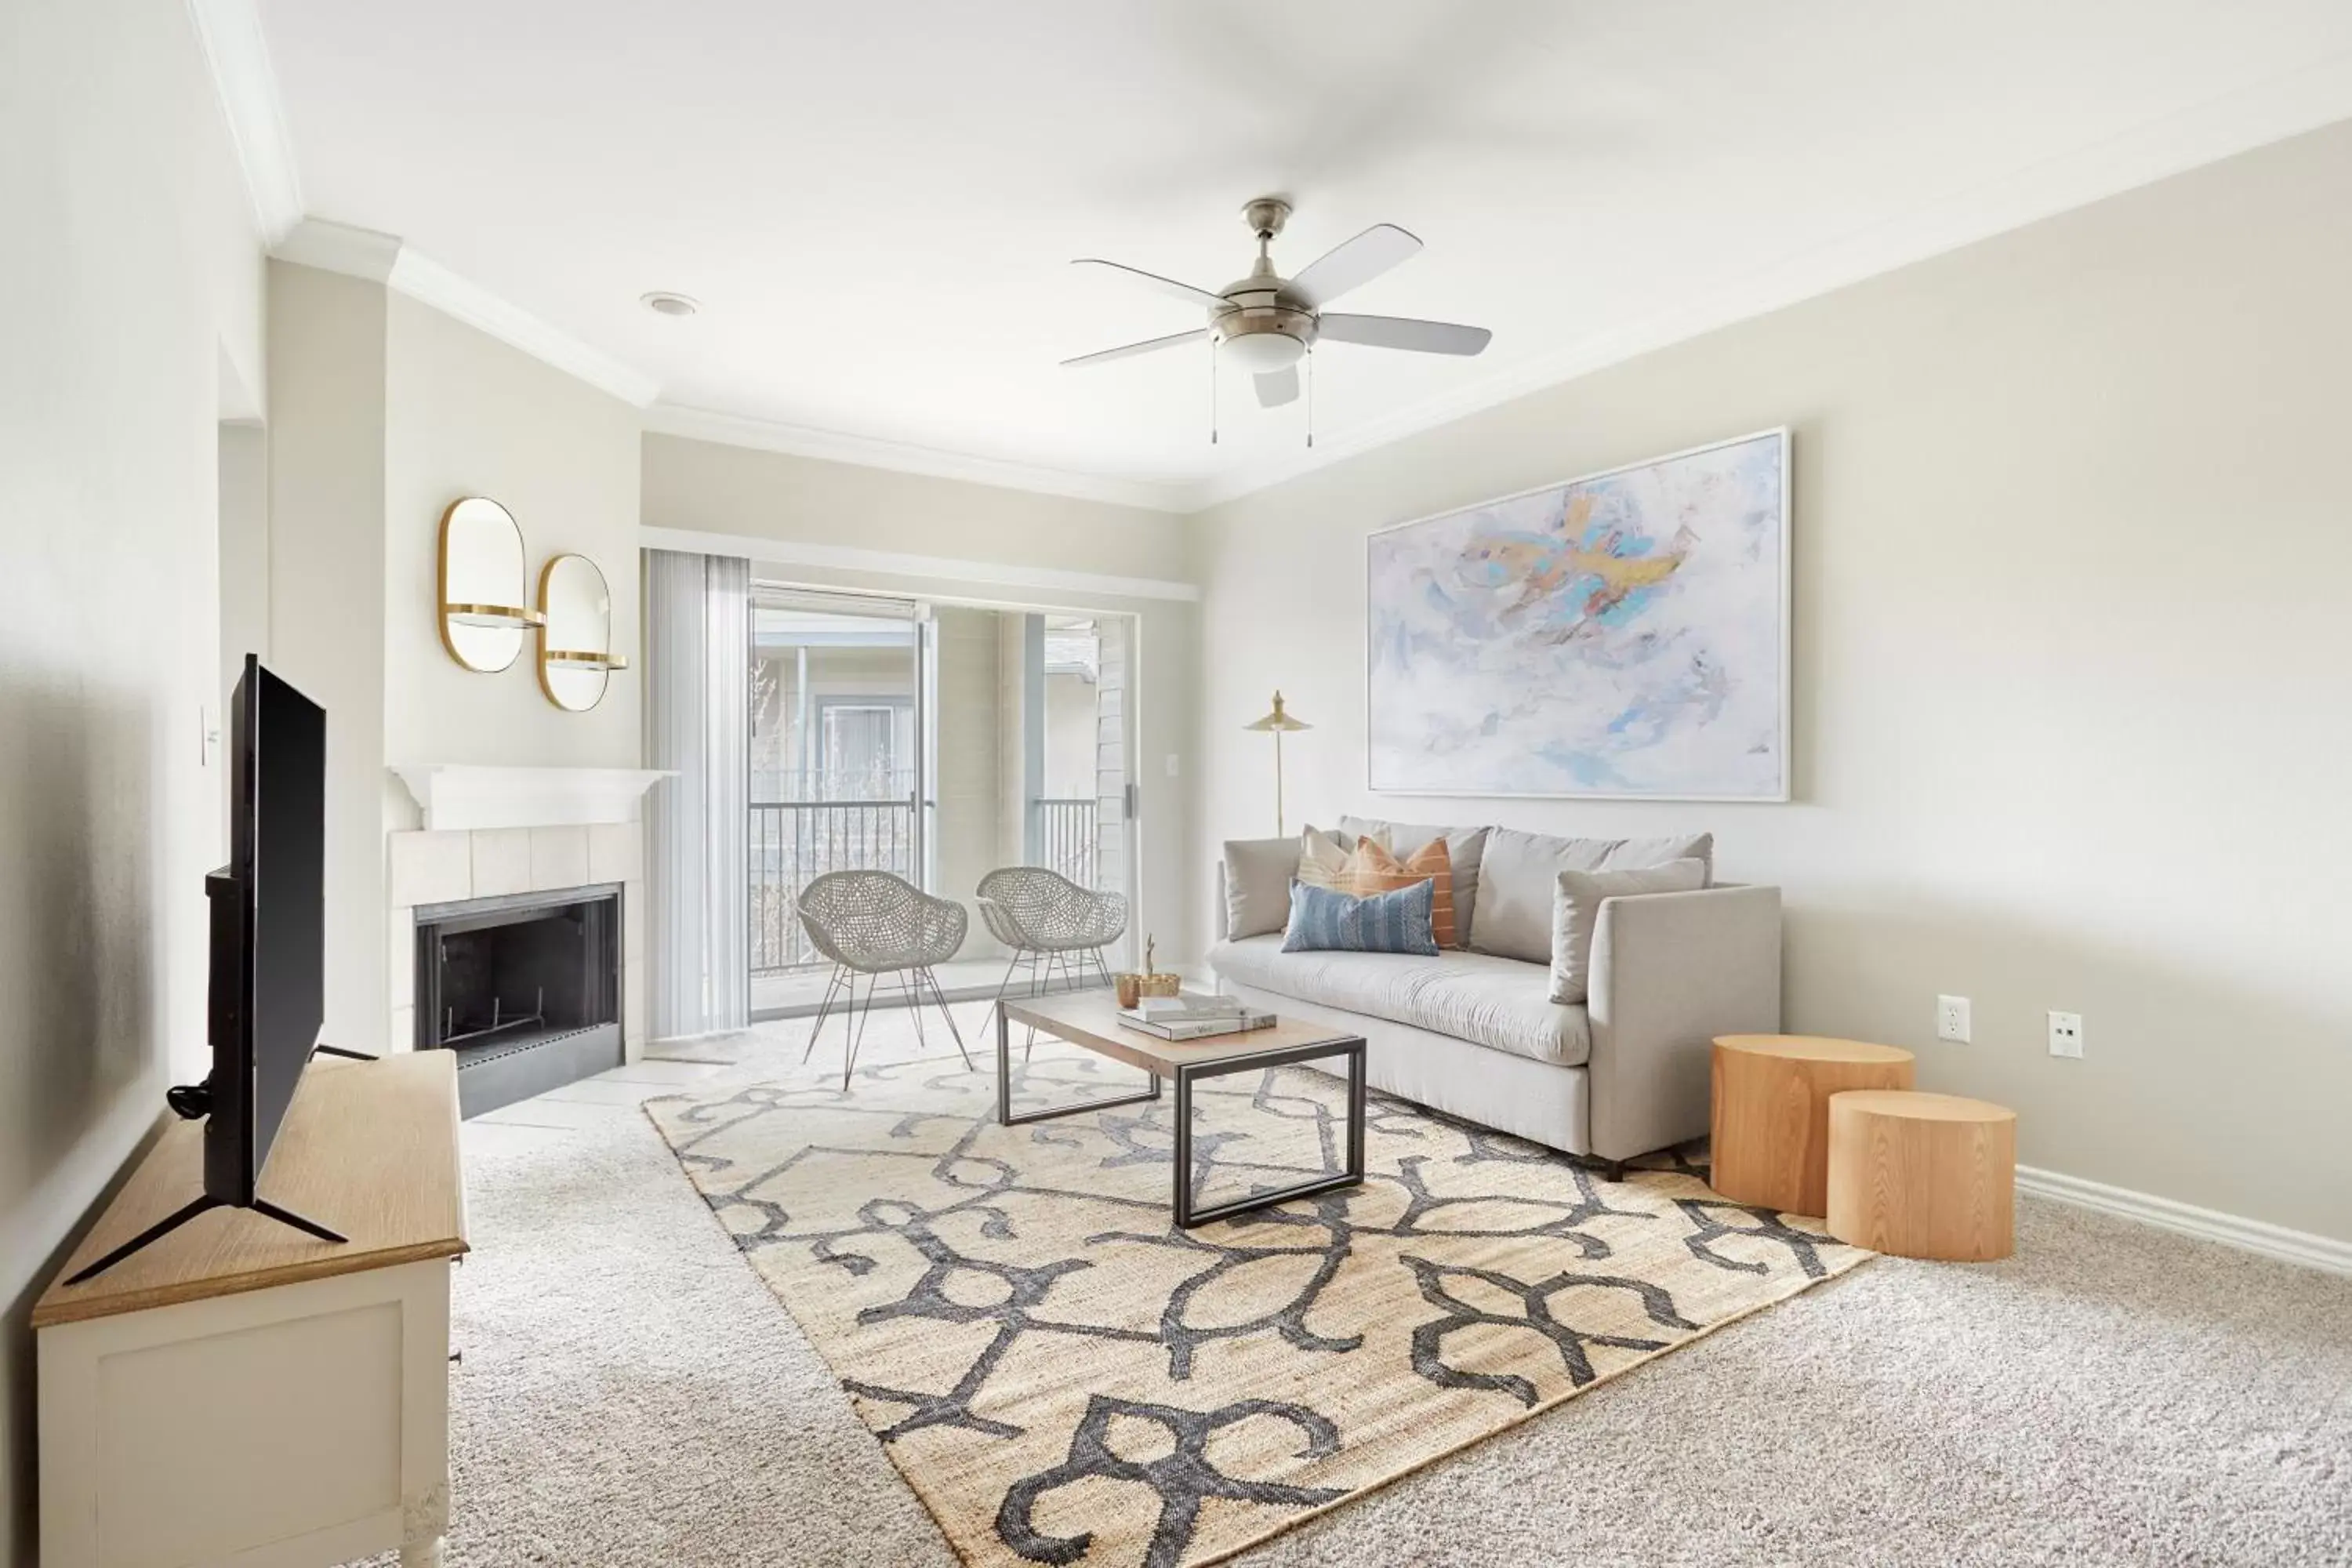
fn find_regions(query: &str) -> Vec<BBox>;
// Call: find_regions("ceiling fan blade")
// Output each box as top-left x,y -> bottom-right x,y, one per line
1254,366 -> 1300,408
1317,313 -> 1492,356
1070,258 -> 1228,310
1060,328 -> 1209,368
1290,223 -> 1422,307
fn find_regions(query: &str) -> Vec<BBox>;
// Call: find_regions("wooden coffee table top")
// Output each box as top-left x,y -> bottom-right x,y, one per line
1004,989 -> 1359,1078
1715,1033 -> 1915,1066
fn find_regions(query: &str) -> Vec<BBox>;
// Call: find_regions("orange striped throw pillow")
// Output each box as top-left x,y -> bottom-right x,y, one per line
1342,836 -> 1460,949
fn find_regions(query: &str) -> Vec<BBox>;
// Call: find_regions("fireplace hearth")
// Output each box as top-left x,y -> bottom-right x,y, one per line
413,884 -> 622,1116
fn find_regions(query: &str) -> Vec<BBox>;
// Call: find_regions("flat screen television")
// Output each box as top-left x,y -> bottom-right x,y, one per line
67,655 -> 347,1285
205,653 -> 328,1203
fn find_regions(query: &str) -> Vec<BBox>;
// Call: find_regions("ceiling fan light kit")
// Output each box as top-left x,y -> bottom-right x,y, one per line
1067,196 -> 1491,443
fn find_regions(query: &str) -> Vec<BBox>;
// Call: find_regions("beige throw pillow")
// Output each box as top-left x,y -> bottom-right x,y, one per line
1470,827 -> 1715,964
1547,858 -> 1708,1004
1222,838 -> 1303,940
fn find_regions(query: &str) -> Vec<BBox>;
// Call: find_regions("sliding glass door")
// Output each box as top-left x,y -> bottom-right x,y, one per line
746,586 -> 1140,1015
748,590 -> 924,997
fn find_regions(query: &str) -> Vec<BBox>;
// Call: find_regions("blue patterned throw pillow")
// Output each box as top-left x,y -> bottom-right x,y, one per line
1281,877 -> 1441,956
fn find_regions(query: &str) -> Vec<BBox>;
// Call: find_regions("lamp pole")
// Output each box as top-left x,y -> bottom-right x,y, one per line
1244,691 -> 1310,838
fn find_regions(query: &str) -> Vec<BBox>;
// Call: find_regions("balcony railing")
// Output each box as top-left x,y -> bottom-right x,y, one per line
1036,798 -> 1098,891
750,798 -> 918,975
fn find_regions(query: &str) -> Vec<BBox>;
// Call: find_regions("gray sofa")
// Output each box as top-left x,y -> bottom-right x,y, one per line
1207,816 -> 1782,1171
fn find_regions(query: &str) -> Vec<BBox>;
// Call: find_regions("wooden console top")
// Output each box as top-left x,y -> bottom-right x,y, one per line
34,1052 -> 468,1329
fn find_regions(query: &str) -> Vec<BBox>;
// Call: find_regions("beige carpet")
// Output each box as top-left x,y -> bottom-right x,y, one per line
342,1003 -> 2352,1567
644,1045 -> 1867,1566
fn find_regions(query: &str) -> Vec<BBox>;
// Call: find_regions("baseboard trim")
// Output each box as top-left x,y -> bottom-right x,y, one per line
2015,1164 -> 2352,1277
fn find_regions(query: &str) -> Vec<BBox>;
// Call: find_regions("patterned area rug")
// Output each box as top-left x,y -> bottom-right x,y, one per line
648,1045 -> 1868,1568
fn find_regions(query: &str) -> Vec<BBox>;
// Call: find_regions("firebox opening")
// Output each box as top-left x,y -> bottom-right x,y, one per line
414,884 -> 622,1117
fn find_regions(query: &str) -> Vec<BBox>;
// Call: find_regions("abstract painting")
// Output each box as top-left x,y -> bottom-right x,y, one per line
1367,429 -> 1788,800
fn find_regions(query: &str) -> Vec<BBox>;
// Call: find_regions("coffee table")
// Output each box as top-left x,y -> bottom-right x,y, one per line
997,989 -> 1367,1228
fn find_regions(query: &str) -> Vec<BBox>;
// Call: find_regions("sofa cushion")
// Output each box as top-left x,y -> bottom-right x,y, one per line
1221,838 -> 1300,940
1294,826 -> 1353,891
1282,879 -> 1441,956
1341,817 -> 1491,946
1298,831 -> 1460,949
1470,828 -> 1716,964
1209,935 -> 1591,1068
1548,858 -> 1708,1004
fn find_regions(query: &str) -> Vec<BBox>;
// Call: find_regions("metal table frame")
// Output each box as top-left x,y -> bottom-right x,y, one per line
994,1005 -> 1367,1228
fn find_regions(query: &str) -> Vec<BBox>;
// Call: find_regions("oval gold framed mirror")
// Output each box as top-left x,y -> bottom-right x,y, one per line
438,497 -> 542,672
537,553 -> 627,711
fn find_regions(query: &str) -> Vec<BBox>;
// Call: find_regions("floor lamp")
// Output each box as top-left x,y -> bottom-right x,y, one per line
1245,691 -> 1311,837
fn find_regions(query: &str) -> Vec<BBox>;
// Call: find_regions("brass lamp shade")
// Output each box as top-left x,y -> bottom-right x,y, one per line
1244,690 -> 1310,837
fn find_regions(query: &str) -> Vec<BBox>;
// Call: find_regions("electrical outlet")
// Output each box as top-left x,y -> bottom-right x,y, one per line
2048,1011 -> 2084,1058
1936,995 -> 1972,1044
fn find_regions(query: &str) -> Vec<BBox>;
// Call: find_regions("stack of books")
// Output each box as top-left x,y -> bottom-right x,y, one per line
1115,990 -> 1277,1041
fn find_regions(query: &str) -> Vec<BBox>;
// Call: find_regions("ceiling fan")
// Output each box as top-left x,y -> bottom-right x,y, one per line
1063,198 -> 1492,412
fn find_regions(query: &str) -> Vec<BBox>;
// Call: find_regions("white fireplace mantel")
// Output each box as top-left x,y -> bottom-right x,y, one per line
390,764 -> 673,831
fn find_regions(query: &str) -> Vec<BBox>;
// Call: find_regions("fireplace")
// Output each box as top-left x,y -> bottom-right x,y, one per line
413,884 -> 623,1117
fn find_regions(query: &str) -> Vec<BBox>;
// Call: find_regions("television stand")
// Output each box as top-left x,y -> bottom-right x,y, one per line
60,1192 -> 347,1287
34,1052 -> 466,1568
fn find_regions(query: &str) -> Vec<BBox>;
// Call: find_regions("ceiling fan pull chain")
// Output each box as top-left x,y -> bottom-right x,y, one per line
1210,338 -> 1218,445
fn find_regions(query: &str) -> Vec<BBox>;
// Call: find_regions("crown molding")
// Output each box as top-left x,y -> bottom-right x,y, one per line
186,0 -> 304,243
388,249 -> 660,407
2016,1165 -> 2351,1277
1188,52 -> 2352,510
273,216 -> 401,281
270,220 -> 661,407
644,404 -> 1193,515
639,524 -> 1200,604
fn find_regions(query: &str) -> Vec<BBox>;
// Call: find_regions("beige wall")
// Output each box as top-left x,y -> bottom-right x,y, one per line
260,273 -> 648,1053
0,0 -> 267,1556
1189,122 -> 2352,1244
382,292 -> 643,782
643,434 -> 1200,971
217,423 -> 270,716
266,261 -> 390,1054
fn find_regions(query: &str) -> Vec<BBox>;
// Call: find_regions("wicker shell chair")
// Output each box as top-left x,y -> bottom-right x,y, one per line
793,870 -> 971,1088
975,866 -> 1128,1054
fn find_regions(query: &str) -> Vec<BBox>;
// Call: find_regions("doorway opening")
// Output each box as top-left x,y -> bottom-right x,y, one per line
747,587 -> 1137,1020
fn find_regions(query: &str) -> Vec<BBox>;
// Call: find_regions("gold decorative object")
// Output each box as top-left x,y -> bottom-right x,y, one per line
537,553 -> 628,712
1244,690 -> 1311,837
1113,936 -> 1181,1008
438,497 -> 543,672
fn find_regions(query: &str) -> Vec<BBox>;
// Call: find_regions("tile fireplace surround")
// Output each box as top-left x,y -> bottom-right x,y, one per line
387,822 -> 647,1062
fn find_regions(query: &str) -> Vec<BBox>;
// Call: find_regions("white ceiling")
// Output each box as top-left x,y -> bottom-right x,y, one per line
252,0 -> 2352,508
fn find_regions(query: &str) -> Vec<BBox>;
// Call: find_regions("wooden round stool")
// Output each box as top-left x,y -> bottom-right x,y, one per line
1827,1091 -> 2016,1261
1711,1035 -> 1915,1216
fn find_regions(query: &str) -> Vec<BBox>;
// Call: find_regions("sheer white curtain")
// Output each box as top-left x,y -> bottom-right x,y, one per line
645,549 -> 750,1038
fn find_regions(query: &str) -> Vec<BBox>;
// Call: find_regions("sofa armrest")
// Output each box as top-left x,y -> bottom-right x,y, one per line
1585,884 -> 1782,1163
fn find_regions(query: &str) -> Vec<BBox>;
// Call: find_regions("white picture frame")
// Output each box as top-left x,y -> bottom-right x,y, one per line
1365,427 -> 1791,803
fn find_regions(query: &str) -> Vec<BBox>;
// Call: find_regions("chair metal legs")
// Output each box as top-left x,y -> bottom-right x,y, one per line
981,945 -> 1120,1064
841,971 -> 875,1091
815,963 -> 975,1090
803,964 -> 848,1064
916,966 -> 973,1070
